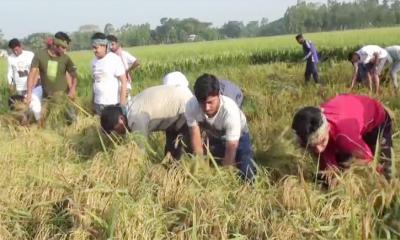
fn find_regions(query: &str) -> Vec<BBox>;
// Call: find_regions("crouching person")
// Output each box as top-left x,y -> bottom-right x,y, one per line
185,73 -> 256,181
100,85 -> 193,159
292,94 -> 392,181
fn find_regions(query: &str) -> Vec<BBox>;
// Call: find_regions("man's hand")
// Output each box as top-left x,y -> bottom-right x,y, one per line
25,93 -> 32,105
223,141 -> 239,167
67,89 -> 76,100
8,84 -> 15,94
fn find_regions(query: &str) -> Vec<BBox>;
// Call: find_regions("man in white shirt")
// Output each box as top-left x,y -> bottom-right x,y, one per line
185,73 -> 255,181
100,85 -> 193,159
385,45 -> 400,92
107,35 -> 140,99
7,38 -> 43,122
91,32 -> 128,115
348,45 -> 390,94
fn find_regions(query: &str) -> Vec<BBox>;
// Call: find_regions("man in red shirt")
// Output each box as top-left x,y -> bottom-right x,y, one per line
292,94 -> 392,179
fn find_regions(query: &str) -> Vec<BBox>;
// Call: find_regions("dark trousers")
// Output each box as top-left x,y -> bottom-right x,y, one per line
208,132 -> 256,181
8,94 -> 26,110
165,125 -> 191,160
363,113 -> 392,179
305,60 -> 319,83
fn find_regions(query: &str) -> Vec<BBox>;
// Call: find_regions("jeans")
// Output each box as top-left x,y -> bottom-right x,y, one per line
390,60 -> 400,90
208,132 -> 256,181
305,60 -> 319,83
165,124 -> 191,160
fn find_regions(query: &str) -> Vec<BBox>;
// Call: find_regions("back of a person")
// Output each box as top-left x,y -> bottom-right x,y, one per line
128,85 -> 193,131
321,94 -> 386,136
219,79 -> 243,108
359,45 -> 387,61
386,46 -> 400,61
163,71 -> 189,87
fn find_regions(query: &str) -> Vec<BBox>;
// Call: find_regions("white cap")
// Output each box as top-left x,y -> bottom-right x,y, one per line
162,71 -> 189,87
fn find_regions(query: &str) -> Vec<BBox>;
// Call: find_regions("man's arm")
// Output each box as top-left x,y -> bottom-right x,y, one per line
371,52 -> 379,65
7,59 -> 14,92
303,41 -> 312,60
117,74 -> 127,106
350,63 -> 359,90
223,140 -> 239,166
127,60 -> 140,74
125,53 -> 140,81
67,71 -> 78,100
189,125 -> 203,155
25,67 -> 39,104
65,56 -> 78,100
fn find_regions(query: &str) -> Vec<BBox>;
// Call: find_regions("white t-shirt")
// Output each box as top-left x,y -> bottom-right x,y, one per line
7,50 -> 34,91
116,49 -> 137,90
162,71 -> 189,87
185,95 -> 248,141
356,45 -> 388,64
386,46 -> 400,62
92,52 -> 125,105
127,85 -> 193,136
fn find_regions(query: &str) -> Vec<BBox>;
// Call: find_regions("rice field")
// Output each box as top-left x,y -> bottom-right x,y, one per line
0,27 -> 399,239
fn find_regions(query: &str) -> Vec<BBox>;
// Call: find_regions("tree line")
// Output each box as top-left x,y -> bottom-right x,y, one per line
0,0 -> 399,51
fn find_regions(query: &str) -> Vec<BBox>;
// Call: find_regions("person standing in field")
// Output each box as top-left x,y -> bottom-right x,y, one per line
385,45 -> 400,93
107,35 -> 140,100
295,34 -> 319,84
91,32 -> 128,116
100,85 -> 193,160
162,71 -> 244,108
185,73 -> 256,181
292,94 -> 392,181
25,32 -> 78,124
6,38 -> 43,122
348,45 -> 390,94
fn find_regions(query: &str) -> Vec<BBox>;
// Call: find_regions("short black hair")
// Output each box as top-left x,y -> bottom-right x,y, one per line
347,52 -> 358,62
193,73 -> 220,102
91,32 -> 107,41
292,107 -> 323,145
8,38 -> 21,49
100,106 -> 123,133
106,34 -> 118,42
54,31 -> 71,44
295,34 -> 303,40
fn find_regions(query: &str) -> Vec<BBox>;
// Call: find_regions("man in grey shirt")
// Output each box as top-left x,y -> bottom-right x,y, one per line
100,85 -> 193,159
162,71 -> 244,108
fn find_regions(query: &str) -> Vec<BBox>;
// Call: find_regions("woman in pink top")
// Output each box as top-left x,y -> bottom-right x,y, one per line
292,94 -> 392,179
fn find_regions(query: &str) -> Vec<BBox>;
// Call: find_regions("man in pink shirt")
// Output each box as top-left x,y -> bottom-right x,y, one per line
107,35 -> 140,99
292,94 -> 392,179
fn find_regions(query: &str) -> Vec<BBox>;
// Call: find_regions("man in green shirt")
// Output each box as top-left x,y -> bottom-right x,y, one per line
26,32 -> 78,124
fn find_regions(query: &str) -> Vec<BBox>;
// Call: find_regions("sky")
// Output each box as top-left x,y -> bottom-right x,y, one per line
0,0 -> 350,39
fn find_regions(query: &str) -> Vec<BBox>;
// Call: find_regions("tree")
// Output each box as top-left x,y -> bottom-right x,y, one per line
0,29 -> 6,49
104,23 -> 116,35
220,21 -> 244,38
243,21 -> 260,37
78,24 -> 100,33
118,23 -> 152,46
22,32 -> 52,50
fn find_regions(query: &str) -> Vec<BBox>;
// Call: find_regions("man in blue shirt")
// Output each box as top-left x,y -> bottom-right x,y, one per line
296,34 -> 319,84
